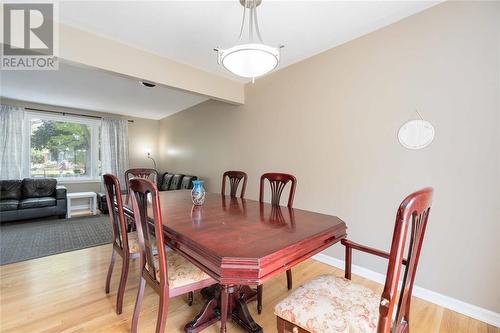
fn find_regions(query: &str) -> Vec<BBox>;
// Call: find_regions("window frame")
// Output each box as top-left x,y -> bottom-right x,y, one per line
25,111 -> 101,183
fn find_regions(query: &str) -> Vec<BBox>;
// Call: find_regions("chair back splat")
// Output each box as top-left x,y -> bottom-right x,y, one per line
378,187 -> 433,333
125,168 -> 158,203
259,173 -> 297,208
103,174 -> 129,253
221,171 -> 248,198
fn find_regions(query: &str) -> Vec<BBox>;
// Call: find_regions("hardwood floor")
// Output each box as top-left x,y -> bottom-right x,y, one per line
0,244 -> 497,333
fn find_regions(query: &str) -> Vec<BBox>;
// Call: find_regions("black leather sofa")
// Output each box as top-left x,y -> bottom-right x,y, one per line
0,178 -> 67,222
97,172 -> 197,214
159,172 -> 198,191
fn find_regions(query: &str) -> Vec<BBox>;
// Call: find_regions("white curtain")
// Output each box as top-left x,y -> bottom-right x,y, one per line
101,118 -> 129,190
0,105 -> 27,179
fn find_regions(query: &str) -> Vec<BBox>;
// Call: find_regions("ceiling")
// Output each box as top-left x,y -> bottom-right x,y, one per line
2,1 -> 440,119
0,61 -> 208,119
58,1 -> 440,82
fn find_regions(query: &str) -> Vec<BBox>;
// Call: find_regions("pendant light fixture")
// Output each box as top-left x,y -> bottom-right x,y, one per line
215,0 -> 283,82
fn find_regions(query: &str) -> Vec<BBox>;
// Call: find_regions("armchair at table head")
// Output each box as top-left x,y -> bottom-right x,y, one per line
274,187 -> 434,333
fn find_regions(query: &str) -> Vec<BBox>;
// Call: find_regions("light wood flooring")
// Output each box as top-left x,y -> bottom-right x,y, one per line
0,244 -> 498,333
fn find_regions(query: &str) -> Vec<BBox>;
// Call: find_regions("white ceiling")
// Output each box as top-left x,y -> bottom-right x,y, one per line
2,1 -> 440,120
58,1 -> 440,82
0,61 -> 208,120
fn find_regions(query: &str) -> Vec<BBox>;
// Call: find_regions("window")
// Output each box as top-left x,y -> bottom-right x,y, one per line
25,112 -> 101,181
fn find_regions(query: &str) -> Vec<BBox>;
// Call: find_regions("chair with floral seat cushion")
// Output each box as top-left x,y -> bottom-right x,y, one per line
275,187 -> 433,333
150,253 -> 214,289
103,173 -> 142,315
129,178 -> 217,333
275,275 -> 379,332
127,231 -> 158,254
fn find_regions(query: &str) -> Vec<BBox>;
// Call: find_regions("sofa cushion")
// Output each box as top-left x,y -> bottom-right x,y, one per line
0,199 -> 19,211
160,173 -> 174,191
168,174 -> 184,190
18,197 -> 56,209
0,180 -> 22,200
22,178 -> 57,198
180,175 -> 197,190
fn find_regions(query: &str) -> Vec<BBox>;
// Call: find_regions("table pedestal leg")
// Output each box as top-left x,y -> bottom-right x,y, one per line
240,285 -> 258,303
184,285 -> 263,333
184,297 -> 220,333
231,292 -> 262,333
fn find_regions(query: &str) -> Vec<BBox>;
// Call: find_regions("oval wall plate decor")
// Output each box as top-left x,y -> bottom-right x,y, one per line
398,120 -> 435,150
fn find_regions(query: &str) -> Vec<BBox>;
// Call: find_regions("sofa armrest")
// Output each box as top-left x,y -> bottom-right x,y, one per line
55,186 -> 67,200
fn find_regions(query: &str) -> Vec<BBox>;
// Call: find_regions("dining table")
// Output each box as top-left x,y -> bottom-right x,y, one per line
121,190 -> 347,333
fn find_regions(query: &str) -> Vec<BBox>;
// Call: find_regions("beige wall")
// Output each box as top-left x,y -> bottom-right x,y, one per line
158,1 -> 500,312
1,98 -> 160,193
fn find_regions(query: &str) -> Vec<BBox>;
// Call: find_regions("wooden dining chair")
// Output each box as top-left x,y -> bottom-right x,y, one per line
103,173 -> 142,315
274,187 -> 434,333
129,178 -> 216,333
124,168 -> 158,204
221,170 -> 248,198
257,172 -> 297,314
259,173 -> 296,208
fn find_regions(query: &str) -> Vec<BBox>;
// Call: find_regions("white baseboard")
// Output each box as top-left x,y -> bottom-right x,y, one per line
312,253 -> 500,328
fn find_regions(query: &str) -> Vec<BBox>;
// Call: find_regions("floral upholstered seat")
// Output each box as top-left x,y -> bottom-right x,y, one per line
127,232 -> 160,254
127,232 -> 141,253
274,275 -> 380,333
126,232 -> 149,253
152,251 -> 213,289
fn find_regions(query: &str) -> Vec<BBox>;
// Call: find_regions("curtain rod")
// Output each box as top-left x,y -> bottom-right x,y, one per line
25,107 -> 134,123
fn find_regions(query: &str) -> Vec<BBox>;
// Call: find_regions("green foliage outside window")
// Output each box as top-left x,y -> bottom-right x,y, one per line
30,120 -> 92,178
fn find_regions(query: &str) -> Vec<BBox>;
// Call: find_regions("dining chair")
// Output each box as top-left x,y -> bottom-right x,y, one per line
274,187 -> 434,333
221,170 -> 248,198
259,173 -> 296,208
129,178 -> 216,333
103,173 -> 142,315
124,168 -> 158,204
257,172 -> 297,314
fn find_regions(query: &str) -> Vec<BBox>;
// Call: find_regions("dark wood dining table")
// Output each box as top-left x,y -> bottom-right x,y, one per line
121,190 -> 347,333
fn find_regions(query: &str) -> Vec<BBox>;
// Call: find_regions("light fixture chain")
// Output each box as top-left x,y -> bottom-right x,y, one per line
253,3 -> 264,43
249,0 -> 254,41
237,0 -> 264,43
415,109 -> 424,121
237,0 -> 247,41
